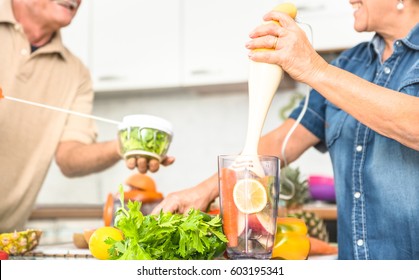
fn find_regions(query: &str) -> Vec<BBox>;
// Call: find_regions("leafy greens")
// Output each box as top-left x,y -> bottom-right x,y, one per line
107,185 -> 227,260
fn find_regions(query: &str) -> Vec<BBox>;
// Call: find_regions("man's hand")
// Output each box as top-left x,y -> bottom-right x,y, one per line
125,155 -> 175,173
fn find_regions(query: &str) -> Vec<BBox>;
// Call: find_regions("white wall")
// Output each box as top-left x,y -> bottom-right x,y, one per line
37,84 -> 333,206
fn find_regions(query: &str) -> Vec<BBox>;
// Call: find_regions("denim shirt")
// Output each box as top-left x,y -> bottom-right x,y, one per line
289,24 -> 419,260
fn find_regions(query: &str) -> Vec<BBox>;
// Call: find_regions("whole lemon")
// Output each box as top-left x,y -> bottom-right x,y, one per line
88,226 -> 123,260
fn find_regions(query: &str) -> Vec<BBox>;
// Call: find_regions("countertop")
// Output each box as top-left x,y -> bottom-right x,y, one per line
11,242 -> 337,260
10,242 -> 94,260
30,202 -> 337,221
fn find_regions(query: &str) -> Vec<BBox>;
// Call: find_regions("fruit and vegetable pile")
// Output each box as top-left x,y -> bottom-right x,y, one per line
89,186 -> 227,260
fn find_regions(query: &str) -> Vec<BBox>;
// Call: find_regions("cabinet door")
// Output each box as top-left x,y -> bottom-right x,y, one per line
295,0 -> 373,51
90,0 -> 181,92
181,0 -> 276,86
61,0 -> 91,68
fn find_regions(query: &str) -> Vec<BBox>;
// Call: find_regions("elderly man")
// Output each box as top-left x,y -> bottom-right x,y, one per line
0,0 -> 173,232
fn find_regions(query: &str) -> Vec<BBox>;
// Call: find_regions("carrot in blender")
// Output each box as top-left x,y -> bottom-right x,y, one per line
220,168 -> 238,247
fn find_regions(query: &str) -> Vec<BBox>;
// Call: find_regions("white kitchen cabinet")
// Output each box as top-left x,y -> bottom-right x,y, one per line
295,0 -> 373,51
89,0 -> 181,92
181,0 -> 373,87
61,0 -> 373,91
181,0 -> 277,87
61,0 -> 91,68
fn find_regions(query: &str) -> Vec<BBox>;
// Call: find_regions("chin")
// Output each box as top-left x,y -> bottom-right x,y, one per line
353,21 -> 367,33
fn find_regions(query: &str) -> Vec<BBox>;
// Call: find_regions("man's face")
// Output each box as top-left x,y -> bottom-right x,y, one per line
23,0 -> 81,29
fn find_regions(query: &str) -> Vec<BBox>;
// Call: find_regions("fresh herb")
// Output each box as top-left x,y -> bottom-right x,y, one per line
107,185 -> 227,260
119,127 -> 171,158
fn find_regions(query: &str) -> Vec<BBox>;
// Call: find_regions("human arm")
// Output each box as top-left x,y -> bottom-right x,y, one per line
151,119 -> 320,214
55,140 -> 121,177
246,11 -> 419,151
56,139 -> 175,177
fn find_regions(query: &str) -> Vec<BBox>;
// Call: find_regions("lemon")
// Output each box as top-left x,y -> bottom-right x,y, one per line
88,226 -> 123,260
233,179 -> 268,214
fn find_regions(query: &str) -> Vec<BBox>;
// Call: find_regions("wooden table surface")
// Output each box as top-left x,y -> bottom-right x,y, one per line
30,202 -> 337,220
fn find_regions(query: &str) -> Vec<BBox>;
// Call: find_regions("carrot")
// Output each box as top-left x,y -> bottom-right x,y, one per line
125,173 -> 157,192
207,209 -> 220,215
220,168 -> 238,247
308,237 -> 338,256
123,190 -> 163,203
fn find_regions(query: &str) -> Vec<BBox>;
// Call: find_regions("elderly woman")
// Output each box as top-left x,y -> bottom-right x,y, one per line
153,0 -> 419,259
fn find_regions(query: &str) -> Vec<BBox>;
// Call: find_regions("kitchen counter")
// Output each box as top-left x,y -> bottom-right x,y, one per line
303,202 -> 337,220
30,202 -> 337,220
29,202 -> 160,220
12,242 -> 337,260
10,242 -> 94,260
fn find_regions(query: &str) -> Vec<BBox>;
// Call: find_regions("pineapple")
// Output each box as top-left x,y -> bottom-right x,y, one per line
280,166 -> 329,242
0,229 -> 42,255
280,166 -> 310,209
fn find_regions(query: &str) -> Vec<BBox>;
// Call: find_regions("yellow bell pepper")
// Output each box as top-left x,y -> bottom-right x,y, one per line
272,217 -> 310,260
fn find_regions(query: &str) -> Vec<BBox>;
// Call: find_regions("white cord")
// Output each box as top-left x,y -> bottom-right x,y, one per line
279,21 -> 313,201
280,21 -> 313,168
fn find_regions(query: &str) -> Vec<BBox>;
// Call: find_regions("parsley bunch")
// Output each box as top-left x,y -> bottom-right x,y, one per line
107,186 -> 227,260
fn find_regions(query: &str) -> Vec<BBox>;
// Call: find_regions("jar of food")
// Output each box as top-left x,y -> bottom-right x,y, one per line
118,114 -> 173,162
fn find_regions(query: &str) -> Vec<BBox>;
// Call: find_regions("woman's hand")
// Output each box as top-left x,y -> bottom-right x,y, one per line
151,173 -> 219,214
246,11 -> 328,84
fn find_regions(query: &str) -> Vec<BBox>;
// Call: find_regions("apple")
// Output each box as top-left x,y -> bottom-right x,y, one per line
248,212 -> 275,235
0,250 -> 9,260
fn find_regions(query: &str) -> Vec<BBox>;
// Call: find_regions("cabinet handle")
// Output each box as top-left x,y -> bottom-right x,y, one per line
97,75 -> 124,81
190,69 -> 211,76
296,4 -> 325,12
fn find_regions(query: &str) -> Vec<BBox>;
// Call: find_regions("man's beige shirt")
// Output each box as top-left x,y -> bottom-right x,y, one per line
0,0 -> 97,232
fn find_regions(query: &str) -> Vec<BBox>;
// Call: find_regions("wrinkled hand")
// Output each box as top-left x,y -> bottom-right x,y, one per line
125,155 -> 175,173
151,174 -> 219,215
246,10 -> 327,83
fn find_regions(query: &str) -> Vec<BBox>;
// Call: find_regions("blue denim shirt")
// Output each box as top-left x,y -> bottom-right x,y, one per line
289,24 -> 419,260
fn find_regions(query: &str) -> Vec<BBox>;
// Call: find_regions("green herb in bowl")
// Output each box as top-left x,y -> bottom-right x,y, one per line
118,114 -> 173,162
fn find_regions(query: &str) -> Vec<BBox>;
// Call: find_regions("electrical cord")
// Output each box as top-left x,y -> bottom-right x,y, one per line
280,21 -> 313,200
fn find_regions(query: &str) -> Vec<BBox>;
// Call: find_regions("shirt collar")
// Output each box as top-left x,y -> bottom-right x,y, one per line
366,23 -> 419,64
402,23 -> 419,50
0,0 -> 69,60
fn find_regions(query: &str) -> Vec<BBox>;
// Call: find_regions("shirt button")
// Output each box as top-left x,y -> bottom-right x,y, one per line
354,192 -> 361,199
357,239 -> 364,246
395,41 -> 401,47
356,145 -> 363,152
20,49 -> 28,56
384,67 -> 391,74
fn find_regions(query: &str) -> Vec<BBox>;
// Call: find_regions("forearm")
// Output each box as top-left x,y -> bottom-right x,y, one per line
258,119 -> 320,166
55,140 -> 122,177
309,64 -> 419,150
196,173 -> 220,203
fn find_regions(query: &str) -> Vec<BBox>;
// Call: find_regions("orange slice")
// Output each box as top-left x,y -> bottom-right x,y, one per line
233,179 -> 267,214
